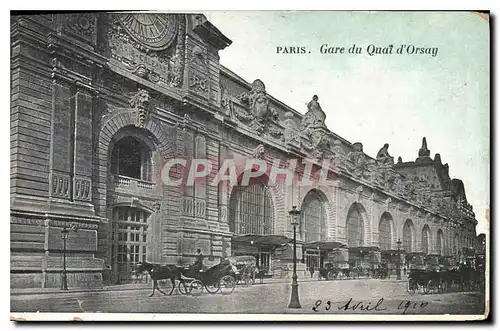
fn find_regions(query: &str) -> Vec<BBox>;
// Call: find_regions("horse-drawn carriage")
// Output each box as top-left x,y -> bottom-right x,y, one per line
228,255 -> 258,286
136,259 -> 237,296
318,263 -> 365,280
406,254 -> 482,294
407,268 -> 446,294
407,255 -> 445,294
178,259 -> 237,295
318,263 -> 340,280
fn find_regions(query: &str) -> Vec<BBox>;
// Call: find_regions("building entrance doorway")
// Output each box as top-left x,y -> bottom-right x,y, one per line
110,207 -> 149,284
304,249 -> 320,276
255,251 -> 270,271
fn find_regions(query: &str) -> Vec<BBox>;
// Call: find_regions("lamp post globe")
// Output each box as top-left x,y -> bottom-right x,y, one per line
288,206 -> 302,309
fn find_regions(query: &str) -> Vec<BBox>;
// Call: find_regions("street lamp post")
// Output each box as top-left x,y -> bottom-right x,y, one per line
288,206 -> 301,309
396,239 -> 402,280
60,223 -> 78,291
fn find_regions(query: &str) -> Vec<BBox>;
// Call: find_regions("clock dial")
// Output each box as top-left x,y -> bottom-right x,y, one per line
118,13 -> 179,50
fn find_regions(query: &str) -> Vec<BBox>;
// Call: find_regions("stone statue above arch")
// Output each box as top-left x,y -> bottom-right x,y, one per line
301,95 -> 326,131
376,143 -> 394,166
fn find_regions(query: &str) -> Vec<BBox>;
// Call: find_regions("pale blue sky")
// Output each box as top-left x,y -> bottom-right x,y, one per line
206,11 -> 490,234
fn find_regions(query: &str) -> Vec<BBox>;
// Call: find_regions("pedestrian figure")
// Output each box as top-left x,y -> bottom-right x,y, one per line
310,265 -> 315,279
193,248 -> 204,272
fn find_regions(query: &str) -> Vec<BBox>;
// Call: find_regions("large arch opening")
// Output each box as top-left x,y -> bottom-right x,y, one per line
229,174 -> 275,273
403,219 -> 415,253
379,212 -> 394,250
229,177 -> 273,236
300,189 -> 327,243
436,229 -> 444,256
300,189 -> 327,275
346,202 -> 366,248
379,212 -> 398,274
422,225 -> 431,255
105,126 -> 159,285
346,202 -> 370,269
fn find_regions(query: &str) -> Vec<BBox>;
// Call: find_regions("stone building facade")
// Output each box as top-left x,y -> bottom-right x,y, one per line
10,12 -> 478,288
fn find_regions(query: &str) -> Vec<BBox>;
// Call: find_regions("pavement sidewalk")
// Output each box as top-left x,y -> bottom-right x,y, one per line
11,276 -> 407,296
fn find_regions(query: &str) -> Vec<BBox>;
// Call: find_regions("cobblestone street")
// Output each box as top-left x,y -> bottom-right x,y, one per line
11,279 -> 485,315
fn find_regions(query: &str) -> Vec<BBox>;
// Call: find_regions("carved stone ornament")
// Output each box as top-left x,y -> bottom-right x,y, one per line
61,13 -> 96,43
107,13 -> 185,88
331,139 -> 346,168
249,80 -> 275,121
126,88 -> 150,128
252,144 -> 265,159
304,129 -> 335,160
153,201 -> 162,213
220,87 -> 233,117
346,142 -> 372,180
391,176 -> 406,196
233,79 -> 280,136
419,137 -> 431,158
267,123 -> 284,140
282,112 -> 301,147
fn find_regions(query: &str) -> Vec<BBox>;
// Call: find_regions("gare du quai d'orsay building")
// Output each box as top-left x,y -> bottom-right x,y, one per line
11,12 -> 478,289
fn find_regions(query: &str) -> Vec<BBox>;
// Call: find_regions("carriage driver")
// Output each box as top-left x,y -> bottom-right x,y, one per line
193,248 -> 204,272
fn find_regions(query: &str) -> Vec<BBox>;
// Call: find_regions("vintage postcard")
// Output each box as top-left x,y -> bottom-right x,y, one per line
10,11 -> 489,321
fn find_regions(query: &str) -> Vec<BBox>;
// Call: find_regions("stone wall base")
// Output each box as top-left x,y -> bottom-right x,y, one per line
11,270 -> 104,289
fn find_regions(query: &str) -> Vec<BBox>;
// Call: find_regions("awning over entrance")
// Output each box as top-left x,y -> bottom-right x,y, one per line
303,241 -> 347,251
381,249 -> 406,255
232,234 -> 292,247
348,246 -> 380,254
406,252 -> 427,259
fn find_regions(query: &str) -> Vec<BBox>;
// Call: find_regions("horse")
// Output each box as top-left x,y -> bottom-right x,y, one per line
135,262 -> 184,296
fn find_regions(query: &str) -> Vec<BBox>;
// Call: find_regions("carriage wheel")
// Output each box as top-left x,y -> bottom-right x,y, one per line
205,282 -> 220,294
178,281 -> 192,295
190,280 -> 204,296
219,275 -> 236,295
327,271 -> 335,280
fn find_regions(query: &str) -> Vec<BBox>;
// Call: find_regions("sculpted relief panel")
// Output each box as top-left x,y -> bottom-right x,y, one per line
222,79 -> 284,140
105,13 -> 185,88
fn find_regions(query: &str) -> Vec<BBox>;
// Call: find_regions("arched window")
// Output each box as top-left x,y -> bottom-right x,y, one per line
437,229 -> 444,255
346,203 -> 365,247
422,225 -> 431,254
403,219 -> 414,253
229,180 -> 273,235
379,213 -> 393,250
111,207 -> 149,283
111,136 -> 152,181
300,190 -> 326,243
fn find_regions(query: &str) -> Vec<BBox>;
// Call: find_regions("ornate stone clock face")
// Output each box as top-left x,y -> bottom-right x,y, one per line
117,13 -> 179,50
